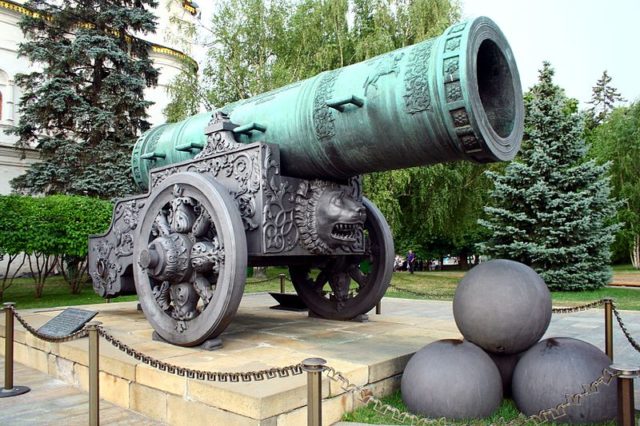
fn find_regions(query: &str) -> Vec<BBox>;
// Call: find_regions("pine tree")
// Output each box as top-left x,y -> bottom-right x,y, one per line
9,0 -> 159,198
479,62 -> 620,290
586,70 -> 625,129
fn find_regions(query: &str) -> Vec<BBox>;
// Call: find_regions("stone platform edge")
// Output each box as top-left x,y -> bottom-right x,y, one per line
0,309 -> 411,426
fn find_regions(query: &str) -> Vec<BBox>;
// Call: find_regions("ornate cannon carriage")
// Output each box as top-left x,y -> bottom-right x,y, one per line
88,17 -> 524,347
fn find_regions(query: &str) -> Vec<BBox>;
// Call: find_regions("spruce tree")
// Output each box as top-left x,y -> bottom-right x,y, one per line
479,62 -> 620,290
586,70 -> 625,129
9,0 -> 159,198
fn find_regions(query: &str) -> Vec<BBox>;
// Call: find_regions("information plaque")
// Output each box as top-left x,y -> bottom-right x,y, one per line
37,308 -> 98,337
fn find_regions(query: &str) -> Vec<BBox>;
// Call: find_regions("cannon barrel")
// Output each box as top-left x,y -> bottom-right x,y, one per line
132,16 -> 523,190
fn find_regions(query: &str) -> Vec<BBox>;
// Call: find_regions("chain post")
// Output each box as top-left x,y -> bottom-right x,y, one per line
609,364 -> 639,426
604,298 -> 613,360
302,358 -> 326,426
279,274 -> 285,293
86,321 -> 102,426
375,302 -> 381,315
0,303 -> 29,398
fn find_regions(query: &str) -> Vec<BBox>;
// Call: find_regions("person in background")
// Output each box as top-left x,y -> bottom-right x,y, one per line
394,255 -> 403,272
407,250 -> 416,274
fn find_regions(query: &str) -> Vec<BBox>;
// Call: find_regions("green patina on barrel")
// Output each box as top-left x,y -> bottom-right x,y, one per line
132,16 -> 523,190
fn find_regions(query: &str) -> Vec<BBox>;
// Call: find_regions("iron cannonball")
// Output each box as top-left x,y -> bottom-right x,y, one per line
512,337 -> 616,423
453,259 -> 551,354
487,351 -> 520,396
401,339 -> 502,420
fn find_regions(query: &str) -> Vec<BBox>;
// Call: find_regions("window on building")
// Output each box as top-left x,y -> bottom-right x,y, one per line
0,69 -> 9,123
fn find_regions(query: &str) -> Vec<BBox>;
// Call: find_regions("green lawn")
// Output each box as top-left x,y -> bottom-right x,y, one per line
612,264 -> 640,272
386,270 -> 640,310
0,276 -> 135,309
343,390 -> 636,425
343,390 -> 522,425
0,268 -> 291,309
2,266 -> 638,310
2,267 -> 637,425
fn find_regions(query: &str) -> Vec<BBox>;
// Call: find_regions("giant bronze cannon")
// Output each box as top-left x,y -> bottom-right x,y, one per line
89,17 -> 523,347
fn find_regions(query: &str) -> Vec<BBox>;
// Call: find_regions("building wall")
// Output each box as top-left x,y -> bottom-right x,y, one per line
0,0 -> 196,194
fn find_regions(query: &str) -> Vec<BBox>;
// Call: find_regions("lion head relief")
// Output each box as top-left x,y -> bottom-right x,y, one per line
294,180 -> 366,254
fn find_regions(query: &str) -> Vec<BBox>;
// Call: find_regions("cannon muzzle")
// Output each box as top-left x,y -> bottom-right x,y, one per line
132,16 -> 523,190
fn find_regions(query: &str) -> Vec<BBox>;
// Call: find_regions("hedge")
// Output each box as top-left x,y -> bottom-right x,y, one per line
0,195 -> 112,297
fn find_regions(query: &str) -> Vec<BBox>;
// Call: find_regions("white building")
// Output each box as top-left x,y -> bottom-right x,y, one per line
0,0 -> 198,194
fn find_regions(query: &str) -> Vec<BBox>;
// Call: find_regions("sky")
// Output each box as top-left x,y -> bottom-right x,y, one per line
462,0 -> 640,107
195,0 -> 640,108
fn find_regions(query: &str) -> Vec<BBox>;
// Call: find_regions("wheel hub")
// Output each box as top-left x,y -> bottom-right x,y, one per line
139,233 -> 193,282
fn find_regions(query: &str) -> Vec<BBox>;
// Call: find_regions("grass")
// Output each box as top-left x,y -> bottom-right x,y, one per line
344,392 -> 523,425
0,268 -> 291,309
0,275 -> 137,309
552,287 -> 640,310
2,265 -> 638,310
343,390 -> 636,425
611,264 -> 640,272
2,266 -> 637,425
386,270 -> 640,310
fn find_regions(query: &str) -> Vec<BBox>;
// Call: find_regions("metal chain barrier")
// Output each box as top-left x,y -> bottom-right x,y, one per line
551,299 -> 605,314
323,364 -> 622,425
611,301 -> 640,352
527,367 -> 622,424
245,275 -> 294,286
385,291 -> 640,353
323,364 -> 449,425
97,326 -> 303,382
5,293 -> 638,424
549,298 -> 640,353
245,276 -> 280,285
8,305 -> 89,343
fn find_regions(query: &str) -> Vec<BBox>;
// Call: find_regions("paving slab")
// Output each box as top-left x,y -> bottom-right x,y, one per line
0,357 -> 164,425
1,293 -> 638,425
0,294 -> 461,425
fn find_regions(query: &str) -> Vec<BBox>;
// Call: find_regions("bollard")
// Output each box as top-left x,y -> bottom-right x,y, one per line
302,358 -> 326,426
86,321 -> 102,426
280,274 -> 286,293
375,302 -> 381,315
604,298 -> 613,360
0,302 -> 30,398
609,364 -> 639,426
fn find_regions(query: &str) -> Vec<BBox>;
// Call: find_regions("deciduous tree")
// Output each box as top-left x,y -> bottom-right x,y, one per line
165,0 -> 494,260
589,102 -> 640,268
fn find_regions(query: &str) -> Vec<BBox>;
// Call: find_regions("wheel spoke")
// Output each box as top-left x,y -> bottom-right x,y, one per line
134,173 -> 247,346
289,198 -> 392,320
348,265 -> 368,290
328,271 -> 351,303
154,211 -> 171,236
312,269 -> 329,294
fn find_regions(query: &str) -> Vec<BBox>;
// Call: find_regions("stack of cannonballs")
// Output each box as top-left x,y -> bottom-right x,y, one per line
401,259 -> 616,423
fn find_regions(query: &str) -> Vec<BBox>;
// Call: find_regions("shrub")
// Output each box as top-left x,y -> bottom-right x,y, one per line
0,195 -> 112,297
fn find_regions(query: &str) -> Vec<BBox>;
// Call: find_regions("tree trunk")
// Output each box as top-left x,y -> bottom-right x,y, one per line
1,253 -> 27,302
60,255 -> 88,294
28,253 -> 58,298
458,250 -> 469,269
631,234 -> 640,269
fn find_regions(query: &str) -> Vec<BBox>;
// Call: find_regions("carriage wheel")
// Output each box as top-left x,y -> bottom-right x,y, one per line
133,172 -> 247,346
289,198 -> 394,320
